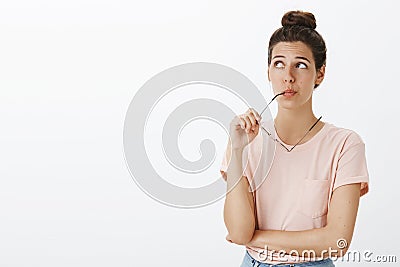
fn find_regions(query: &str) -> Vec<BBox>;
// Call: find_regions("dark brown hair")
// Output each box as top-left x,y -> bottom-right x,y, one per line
268,11 -> 327,73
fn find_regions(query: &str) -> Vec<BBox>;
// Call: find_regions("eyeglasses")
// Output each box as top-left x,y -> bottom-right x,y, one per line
258,92 -> 322,152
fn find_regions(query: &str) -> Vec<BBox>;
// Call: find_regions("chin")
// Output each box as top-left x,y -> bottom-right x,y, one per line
277,101 -> 299,109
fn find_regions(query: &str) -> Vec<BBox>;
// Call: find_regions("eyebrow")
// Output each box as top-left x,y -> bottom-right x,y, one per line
272,55 -> 311,63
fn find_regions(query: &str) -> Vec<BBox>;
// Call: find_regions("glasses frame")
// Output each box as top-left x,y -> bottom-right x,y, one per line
258,93 -> 322,153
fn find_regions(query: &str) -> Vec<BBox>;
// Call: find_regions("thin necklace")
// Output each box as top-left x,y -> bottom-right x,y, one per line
262,116 -> 322,152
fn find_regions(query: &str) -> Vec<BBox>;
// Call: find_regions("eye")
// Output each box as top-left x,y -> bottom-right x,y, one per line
296,62 -> 307,69
274,61 -> 284,69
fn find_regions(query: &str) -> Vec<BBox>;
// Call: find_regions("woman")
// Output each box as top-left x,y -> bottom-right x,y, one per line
220,10 -> 369,266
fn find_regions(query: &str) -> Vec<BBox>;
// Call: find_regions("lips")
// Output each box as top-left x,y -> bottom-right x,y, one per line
283,89 -> 297,96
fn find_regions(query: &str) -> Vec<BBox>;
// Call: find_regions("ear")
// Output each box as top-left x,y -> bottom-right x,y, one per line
315,65 -> 325,85
267,66 -> 271,81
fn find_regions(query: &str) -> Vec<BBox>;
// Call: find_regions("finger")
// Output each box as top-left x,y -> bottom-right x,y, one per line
249,108 -> 261,123
238,116 -> 246,130
242,116 -> 252,133
244,112 -> 258,131
247,112 -> 258,129
233,115 -> 244,129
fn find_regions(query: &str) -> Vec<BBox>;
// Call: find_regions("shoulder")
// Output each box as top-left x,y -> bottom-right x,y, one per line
321,122 -> 367,158
323,122 -> 365,147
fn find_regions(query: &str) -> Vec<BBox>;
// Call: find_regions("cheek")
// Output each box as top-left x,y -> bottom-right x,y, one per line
270,70 -> 283,82
299,73 -> 316,85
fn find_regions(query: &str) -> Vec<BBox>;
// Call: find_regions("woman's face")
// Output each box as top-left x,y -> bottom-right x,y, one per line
268,41 -> 325,110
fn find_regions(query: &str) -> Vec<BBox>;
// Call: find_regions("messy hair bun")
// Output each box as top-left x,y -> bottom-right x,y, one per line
281,11 -> 316,30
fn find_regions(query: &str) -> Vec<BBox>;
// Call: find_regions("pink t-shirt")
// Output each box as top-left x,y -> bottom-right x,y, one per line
220,121 -> 369,264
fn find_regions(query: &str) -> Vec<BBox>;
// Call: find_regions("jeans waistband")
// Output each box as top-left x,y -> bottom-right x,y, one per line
243,250 -> 335,267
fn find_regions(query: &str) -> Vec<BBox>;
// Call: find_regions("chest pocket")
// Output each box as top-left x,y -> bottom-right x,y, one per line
298,178 -> 330,218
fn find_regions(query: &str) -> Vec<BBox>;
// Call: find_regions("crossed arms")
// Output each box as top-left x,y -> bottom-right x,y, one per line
223,149 -> 361,258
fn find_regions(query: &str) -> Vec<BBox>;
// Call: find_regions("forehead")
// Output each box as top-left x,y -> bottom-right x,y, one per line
271,41 -> 314,61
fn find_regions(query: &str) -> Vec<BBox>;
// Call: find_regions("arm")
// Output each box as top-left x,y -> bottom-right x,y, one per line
223,144 -> 256,245
246,183 -> 361,258
223,110 -> 261,245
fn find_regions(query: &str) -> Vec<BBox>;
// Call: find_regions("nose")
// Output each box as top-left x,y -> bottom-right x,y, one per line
284,68 -> 295,83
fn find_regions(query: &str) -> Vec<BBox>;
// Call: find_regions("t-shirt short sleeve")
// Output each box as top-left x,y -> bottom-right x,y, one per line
220,134 -> 261,191
220,144 -> 253,185
332,131 -> 369,197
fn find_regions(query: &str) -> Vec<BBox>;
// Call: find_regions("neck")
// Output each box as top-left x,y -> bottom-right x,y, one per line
274,99 -> 322,145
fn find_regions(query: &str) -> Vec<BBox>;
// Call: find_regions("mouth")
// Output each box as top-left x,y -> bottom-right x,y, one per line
282,89 -> 297,97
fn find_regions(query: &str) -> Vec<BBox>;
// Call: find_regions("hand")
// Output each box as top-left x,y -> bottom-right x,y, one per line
229,108 -> 261,150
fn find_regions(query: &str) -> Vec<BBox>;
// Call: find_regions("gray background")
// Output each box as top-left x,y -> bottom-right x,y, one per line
0,0 -> 398,266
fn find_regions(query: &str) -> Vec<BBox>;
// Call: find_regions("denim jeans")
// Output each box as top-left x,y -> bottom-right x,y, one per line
240,250 -> 335,267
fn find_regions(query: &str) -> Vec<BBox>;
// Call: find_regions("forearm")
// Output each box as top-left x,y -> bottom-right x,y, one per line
247,227 -> 348,258
223,147 -> 255,245
247,185 -> 361,258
